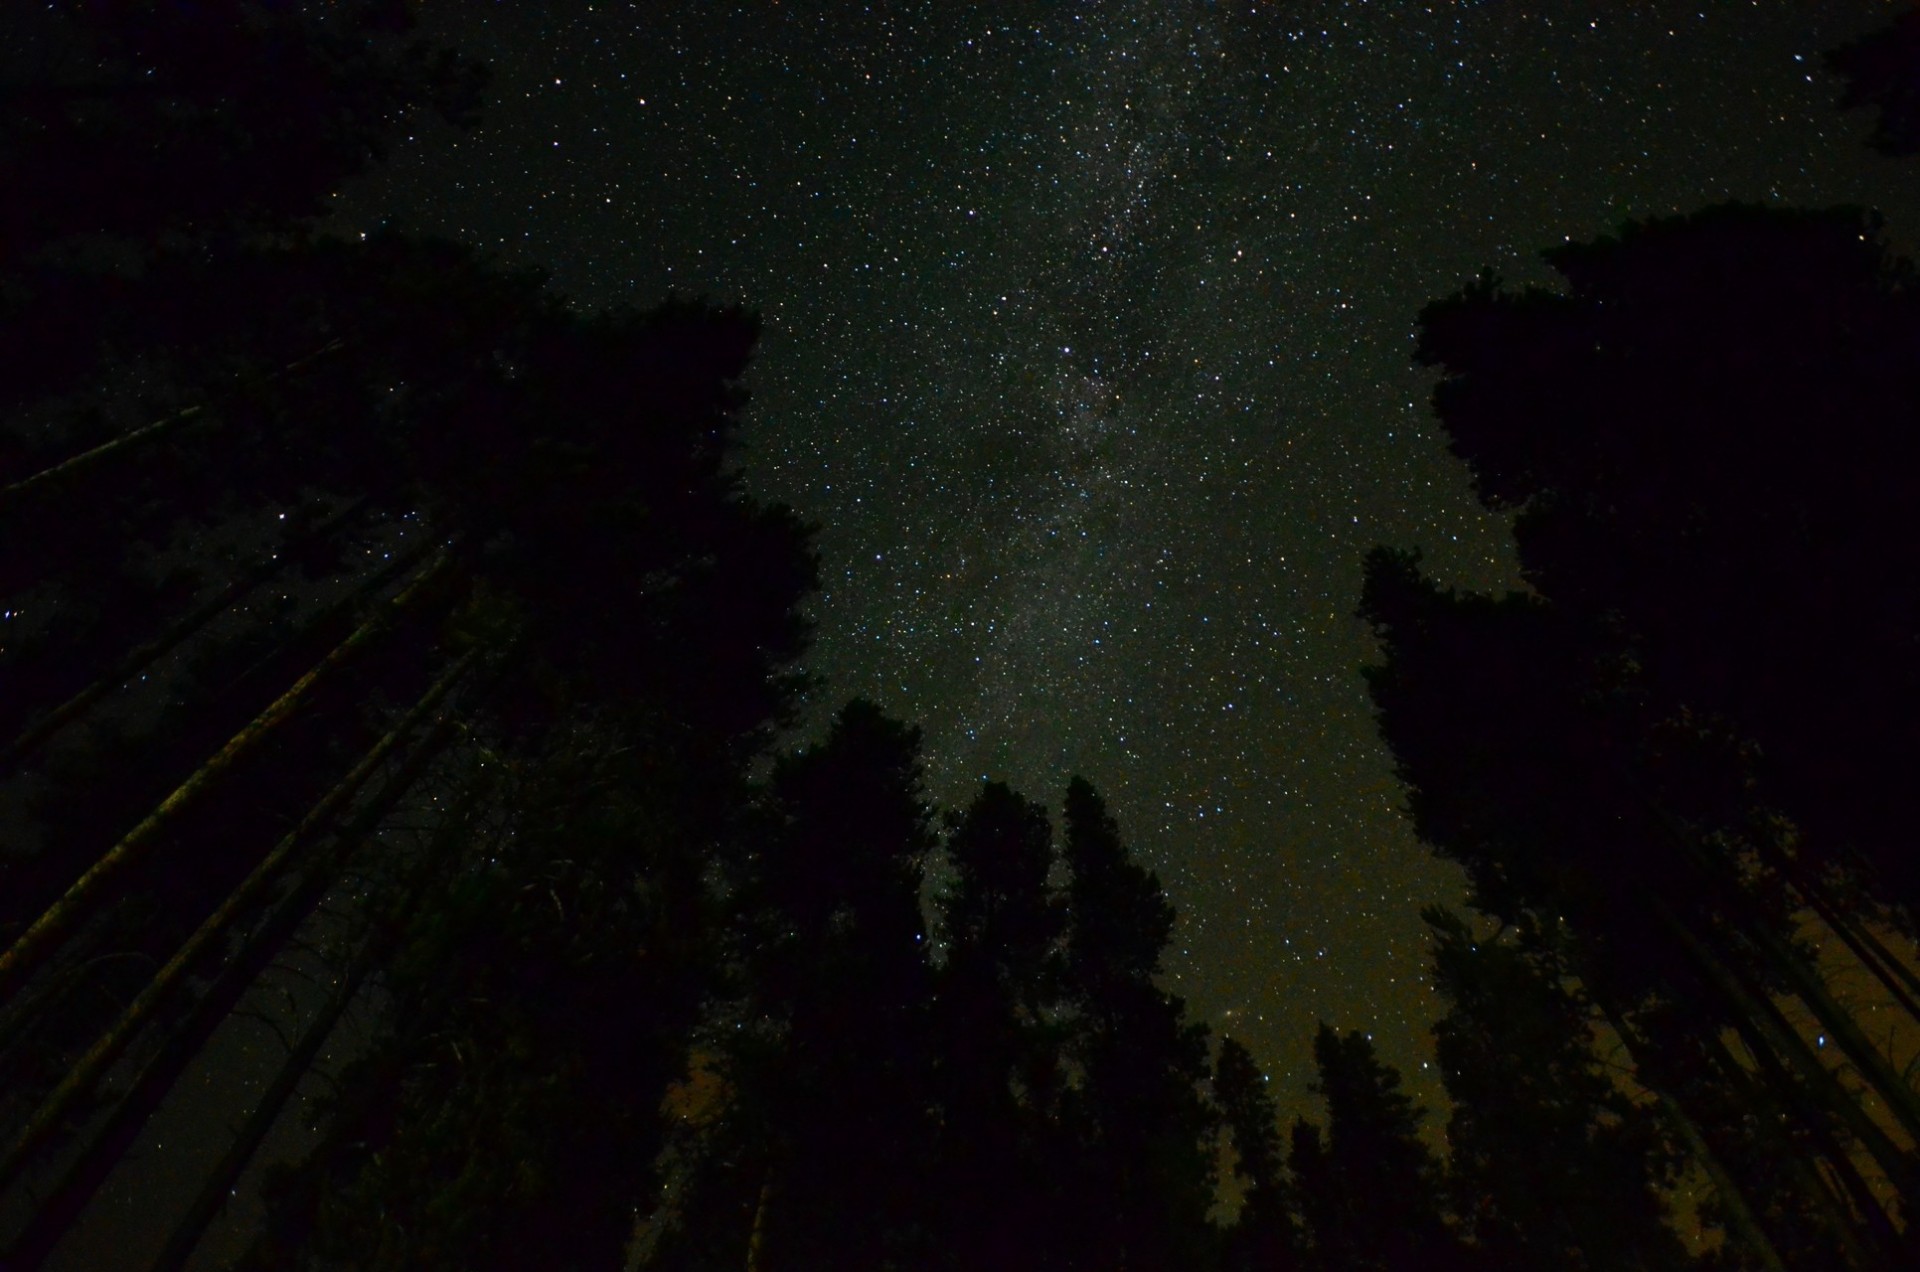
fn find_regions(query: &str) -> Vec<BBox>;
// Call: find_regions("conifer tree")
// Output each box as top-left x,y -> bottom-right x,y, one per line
931,782 -> 1065,1269
1287,1024 -> 1463,1272
1214,1036 -> 1303,1272
671,700 -> 940,1271
1056,776 -> 1217,1271
1425,907 -> 1694,1272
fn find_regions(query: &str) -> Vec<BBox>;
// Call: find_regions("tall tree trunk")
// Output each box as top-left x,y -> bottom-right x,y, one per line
0,692 -> 478,1265
1642,797 -> 1920,1147
0,496 -> 372,771
1736,901 -> 1920,1148
201,530 -> 438,706
1655,898 -> 1920,1205
0,338 -> 349,515
1714,1026 -> 1900,1271
1806,887 -> 1920,1032
1748,829 -> 1920,1035
1589,991 -> 1789,1272
0,545 -> 455,997
0,648 -> 478,1185
143,755 -> 491,1272
1844,915 -> 1920,1011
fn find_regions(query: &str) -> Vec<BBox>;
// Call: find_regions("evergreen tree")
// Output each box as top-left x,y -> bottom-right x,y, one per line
1424,906 -> 1694,1272
1359,547 -> 1907,1268
1413,203 -> 1920,924
931,781 -> 1065,1269
658,700 -> 939,1271
1056,775 -> 1217,1271
1287,1024 -> 1462,1272
1214,1036 -> 1302,1272
223,298 -> 818,1269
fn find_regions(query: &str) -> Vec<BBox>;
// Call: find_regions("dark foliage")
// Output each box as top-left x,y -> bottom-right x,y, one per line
1414,203 -> 1920,919
1828,10 -> 1920,157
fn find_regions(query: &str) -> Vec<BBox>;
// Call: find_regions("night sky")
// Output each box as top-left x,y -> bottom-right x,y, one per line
337,0 -> 1920,1121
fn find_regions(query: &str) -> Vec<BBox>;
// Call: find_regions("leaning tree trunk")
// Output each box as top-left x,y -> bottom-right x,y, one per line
143,756 -> 495,1272
1644,799 -> 1920,1149
1750,824 -> 1920,1034
0,545 -> 455,997
0,647 -> 479,1186
0,682 -> 483,1264
1654,897 -> 1920,1209
0,337 -> 349,516
1588,989 -> 1789,1272
0,495 -> 373,771
1712,1025 -> 1901,1271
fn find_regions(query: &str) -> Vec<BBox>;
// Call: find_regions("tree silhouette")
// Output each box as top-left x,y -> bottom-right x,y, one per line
1360,546 -> 1911,1268
0,11 -> 826,1262
652,700 -> 941,1271
1055,776 -> 1217,1271
1287,1024 -> 1463,1272
1414,203 -> 1920,926
1425,906 -> 1694,1272
927,781 -> 1065,1269
1214,1035 -> 1303,1272
1828,10 -> 1920,157
1362,199 -> 1920,1267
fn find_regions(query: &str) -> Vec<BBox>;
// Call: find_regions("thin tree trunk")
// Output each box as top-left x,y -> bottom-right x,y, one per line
203,530 -> 438,705
1655,898 -> 1920,1204
1731,1021 -> 1905,1261
1808,888 -> 1920,1032
1588,992 -> 1788,1272
145,935 -> 372,1272
1739,903 -> 1920,1148
1641,798 -> 1920,1148
0,694 -> 477,1265
0,338 -> 349,515
1748,829 -> 1920,1035
1851,918 -> 1920,1009
142,754 -> 492,1272
1716,1025 -> 1900,1271
0,545 -> 455,997
0,496 -> 373,770
745,1170 -> 776,1272
0,649 -> 477,1184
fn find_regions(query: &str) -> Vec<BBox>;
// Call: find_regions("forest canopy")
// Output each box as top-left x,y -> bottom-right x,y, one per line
1,3 -> 1919,1271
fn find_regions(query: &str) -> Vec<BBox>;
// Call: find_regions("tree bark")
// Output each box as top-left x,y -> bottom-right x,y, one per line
0,648 -> 477,1186
0,546 -> 454,997
0,692 -> 477,1265
0,496 -> 372,770
0,338 -> 349,515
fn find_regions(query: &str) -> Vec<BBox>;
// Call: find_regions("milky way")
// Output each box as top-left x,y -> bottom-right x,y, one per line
351,0 -> 1920,1118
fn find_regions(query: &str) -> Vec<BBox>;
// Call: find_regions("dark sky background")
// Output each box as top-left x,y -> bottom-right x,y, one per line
335,0 -> 1920,1124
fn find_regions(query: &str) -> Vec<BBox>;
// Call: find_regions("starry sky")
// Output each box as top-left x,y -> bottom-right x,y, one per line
338,0 -> 1920,1121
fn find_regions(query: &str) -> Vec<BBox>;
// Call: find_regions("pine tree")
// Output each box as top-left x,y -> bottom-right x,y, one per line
1213,1036 -> 1303,1271
1287,1024 -> 1463,1272
1425,906 -> 1694,1271
931,781 -> 1065,1269
674,700 -> 940,1271
1056,776 -> 1217,1271
1359,547 -> 1909,1267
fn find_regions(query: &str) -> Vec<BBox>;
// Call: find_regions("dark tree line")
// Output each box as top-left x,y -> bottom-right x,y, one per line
1348,16 -> 1920,1268
5,2 -> 1920,1270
